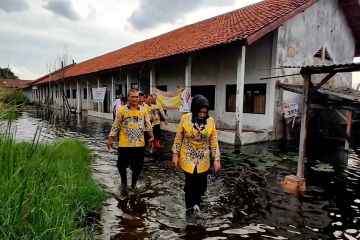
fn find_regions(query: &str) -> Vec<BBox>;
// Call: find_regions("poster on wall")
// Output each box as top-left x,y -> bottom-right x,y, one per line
92,87 -> 107,103
179,86 -> 191,112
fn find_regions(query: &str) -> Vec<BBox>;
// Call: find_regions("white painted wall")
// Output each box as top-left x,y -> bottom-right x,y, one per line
156,59 -> 187,122
276,0 -> 355,104
243,32 -> 273,129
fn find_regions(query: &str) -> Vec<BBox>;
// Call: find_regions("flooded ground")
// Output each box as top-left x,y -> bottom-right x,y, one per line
2,107 -> 360,239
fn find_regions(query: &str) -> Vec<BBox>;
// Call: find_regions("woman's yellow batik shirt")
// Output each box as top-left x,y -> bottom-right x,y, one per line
109,105 -> 152,147
172,113 -> 220,174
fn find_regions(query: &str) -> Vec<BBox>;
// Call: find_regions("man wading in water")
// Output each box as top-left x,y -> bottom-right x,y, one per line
107,89 -> 154,195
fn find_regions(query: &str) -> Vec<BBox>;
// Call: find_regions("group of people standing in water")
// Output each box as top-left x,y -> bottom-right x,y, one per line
107,88 -> 221,222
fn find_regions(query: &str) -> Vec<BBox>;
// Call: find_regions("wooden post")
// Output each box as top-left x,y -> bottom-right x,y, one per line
297,72 -> 310,178
345,110 -> 352,151
282,72 -> 309,194
235,46 -> 246,147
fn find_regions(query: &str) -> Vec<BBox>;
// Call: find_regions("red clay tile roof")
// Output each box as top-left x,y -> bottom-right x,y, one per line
35,0 -> 318,85
0,79 -> 33,89
32,63 -> 76,86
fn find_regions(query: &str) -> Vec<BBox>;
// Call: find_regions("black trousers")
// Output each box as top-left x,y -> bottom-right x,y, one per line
153,124 -> 161,140
184,168 -> 208,209
117,147 -> 145,187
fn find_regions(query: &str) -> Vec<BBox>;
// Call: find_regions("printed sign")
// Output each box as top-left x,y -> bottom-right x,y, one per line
283,103 -> 300,118
179,87 -> 191,112
92,87 -> 107,103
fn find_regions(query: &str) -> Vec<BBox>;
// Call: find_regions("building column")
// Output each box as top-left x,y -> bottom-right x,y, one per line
63,82 -> 67,110
57,83 -> 61,108
86,80 -> 90,111
49,83 -> 52,104
76,80 -> 81,113
126,73 -> 130,94
235,46 -> 246,147
97,78 -> 101,112
150,64 -> 155,94
111,75 -> 115,111
69,82 -> 73,107
41,86 -> 43,103
185,56 -> 192,97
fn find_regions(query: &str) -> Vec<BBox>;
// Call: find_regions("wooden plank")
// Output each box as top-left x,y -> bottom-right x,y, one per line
345,111 -> 352,151
297,73 -> 310,178
312,72 -> 336,92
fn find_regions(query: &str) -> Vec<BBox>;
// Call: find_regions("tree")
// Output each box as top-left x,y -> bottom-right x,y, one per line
0,67 -> 18,79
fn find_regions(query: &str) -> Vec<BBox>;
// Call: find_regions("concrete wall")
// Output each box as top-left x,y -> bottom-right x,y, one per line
243,32 -> 274,130
275,0 -> 355,104
156,59 -> 186,122
145,41 -> 274,130
156,46 -> 240,129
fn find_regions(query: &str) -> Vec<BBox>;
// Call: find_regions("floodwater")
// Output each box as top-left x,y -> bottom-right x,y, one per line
2,107 -> 360,240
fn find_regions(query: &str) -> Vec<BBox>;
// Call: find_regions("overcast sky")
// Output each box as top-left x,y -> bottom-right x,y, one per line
0,0 -> 359,86
0,0 -> 262,80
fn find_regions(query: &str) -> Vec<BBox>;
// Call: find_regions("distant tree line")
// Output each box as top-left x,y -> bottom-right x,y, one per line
0,67 -> 18,79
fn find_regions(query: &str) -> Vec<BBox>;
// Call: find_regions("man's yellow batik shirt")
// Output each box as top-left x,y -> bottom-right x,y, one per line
152,103 -> 167,126
109,105 -> 152,147
172,113 -> 220,174
144,103 -> 154,125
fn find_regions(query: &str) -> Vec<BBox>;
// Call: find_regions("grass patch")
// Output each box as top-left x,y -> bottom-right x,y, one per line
0,128 -> 105,239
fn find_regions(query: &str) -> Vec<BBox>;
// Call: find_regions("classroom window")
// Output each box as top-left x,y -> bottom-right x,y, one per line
191,85 -> 215,110
226,84 -> 236,112
157,85 -> 167,91
72,89 -> 77,99
243,84 -> 266,114
83,88 -> 87,99
66,89 -> 70,98
115,84 -> 122,96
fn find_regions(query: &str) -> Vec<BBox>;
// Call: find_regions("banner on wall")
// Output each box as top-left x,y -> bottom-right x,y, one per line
92,87 -> 107,103
153,87 -> 191,112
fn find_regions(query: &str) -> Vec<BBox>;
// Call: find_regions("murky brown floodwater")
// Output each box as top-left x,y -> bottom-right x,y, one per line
3,107 -> 360,240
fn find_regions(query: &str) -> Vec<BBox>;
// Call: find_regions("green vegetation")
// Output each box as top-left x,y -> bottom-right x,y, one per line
0,88 -> 27,106
0,67 -> 18,79
0,128 -> 105,239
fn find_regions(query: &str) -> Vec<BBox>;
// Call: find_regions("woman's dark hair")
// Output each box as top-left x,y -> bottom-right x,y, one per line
190,95 -> 209,123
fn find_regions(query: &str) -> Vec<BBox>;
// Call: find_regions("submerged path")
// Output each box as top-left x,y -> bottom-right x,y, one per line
4,108 -> 360,239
